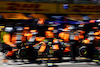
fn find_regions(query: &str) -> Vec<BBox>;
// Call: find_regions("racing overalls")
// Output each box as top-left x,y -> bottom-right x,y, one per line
69,31 -> 79,61
3,32 -> 26,57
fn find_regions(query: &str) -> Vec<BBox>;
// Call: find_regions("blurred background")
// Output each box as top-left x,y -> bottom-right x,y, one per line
0,0 -> 100,24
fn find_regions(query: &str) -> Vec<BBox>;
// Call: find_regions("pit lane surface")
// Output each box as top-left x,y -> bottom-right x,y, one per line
0,52 -> 99,67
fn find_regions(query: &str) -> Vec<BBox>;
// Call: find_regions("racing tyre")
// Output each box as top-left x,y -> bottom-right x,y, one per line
79,46 -> 87,57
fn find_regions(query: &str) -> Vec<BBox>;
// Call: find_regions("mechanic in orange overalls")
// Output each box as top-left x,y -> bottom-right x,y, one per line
68,26 -> 80,62
3,27 -> 27,58
45,27 -> 55,42
2,27 -> 35,62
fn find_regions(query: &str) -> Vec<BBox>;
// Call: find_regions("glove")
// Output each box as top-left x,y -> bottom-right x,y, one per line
10,44 -> 17,47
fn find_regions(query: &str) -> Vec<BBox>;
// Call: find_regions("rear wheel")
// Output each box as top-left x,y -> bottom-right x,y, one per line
79,46 -> 87,57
